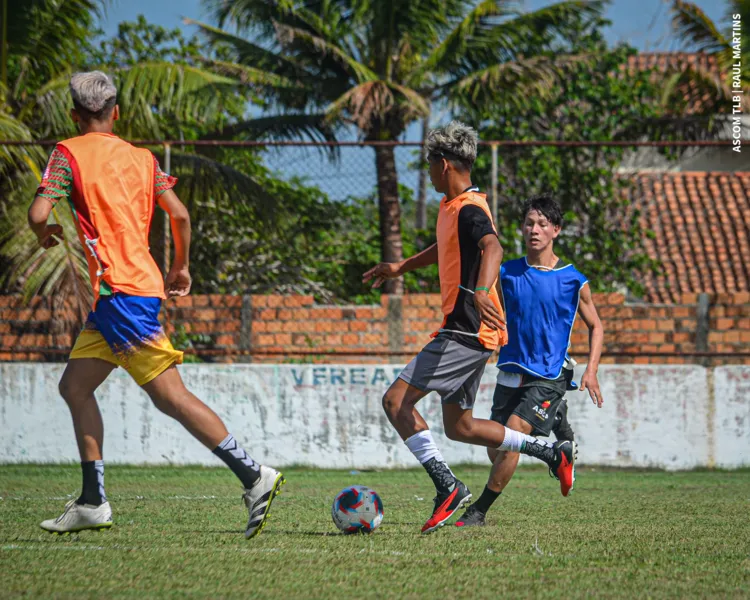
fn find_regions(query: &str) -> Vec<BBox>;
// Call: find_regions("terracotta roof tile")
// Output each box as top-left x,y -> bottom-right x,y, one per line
626,52 -> 726,114
626,52 -> 720,75
628,172 -> 750,302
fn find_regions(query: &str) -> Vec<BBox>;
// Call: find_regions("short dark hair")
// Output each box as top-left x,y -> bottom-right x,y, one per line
522,194 -> 563,227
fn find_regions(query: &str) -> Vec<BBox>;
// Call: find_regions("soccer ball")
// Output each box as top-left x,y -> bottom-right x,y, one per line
331,485 -> 384,534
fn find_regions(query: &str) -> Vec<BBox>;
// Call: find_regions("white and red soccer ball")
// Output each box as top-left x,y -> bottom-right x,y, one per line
331,485 -> 384,534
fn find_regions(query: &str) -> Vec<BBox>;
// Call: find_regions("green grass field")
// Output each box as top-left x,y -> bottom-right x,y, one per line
1,465 -> 749,599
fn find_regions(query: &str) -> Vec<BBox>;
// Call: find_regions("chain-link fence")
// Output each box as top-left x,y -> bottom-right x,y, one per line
0,137 -> 748,363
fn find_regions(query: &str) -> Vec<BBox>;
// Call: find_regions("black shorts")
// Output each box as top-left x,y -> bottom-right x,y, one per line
490,371 -> 568,437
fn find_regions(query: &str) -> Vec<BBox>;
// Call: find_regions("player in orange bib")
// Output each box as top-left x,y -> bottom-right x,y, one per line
28,71 -> 283,538
363,122 -> 576,533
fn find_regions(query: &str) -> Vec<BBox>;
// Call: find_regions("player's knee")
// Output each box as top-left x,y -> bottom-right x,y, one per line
381,389 -> 399,417
58,377 -> 82,406
444,419 -> 472,442
487,447 -> 499,463
148,391 -> 177,416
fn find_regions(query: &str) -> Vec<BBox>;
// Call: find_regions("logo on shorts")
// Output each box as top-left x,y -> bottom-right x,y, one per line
541,401 -> 551,409
532,404 -> 549,421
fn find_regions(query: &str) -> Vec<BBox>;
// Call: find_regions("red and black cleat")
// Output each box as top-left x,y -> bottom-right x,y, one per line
421,480 -> 472,534
549,440 -> 577,496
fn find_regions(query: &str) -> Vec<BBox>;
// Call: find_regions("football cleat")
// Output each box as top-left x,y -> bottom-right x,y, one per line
549,440 -> 577,497
455,506 -> 486,528
243,465 -> 285,539
40,500 -> 113,534
421,480 -> 472,534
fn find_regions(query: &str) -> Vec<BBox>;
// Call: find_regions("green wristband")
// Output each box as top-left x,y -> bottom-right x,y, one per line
475,286 -> 490,293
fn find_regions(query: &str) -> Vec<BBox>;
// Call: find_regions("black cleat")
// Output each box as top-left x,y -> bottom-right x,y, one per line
455,506 -> 486,528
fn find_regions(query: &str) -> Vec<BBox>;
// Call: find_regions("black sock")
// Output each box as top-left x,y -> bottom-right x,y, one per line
213,434 -> 261,489
473,486 -> 501,514
423,457 -> 456,496
77,460 -> 106,506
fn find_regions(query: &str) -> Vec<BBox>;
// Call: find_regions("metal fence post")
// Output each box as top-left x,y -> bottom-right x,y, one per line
162,142 -> 172,274
491,143 -> 498,221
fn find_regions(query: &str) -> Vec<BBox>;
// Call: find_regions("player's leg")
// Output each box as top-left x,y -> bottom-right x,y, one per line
553,399 -> 575,441
383,338 -> 475,533
40,348 -> 117,533
383,377 -> 472,533
141,365 -> 285,539
442,367 -> 576,497
456,414 -> 532,527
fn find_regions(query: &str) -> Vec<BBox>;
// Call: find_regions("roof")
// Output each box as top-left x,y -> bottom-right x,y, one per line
626,52 -> 720,75
626,52 -> 726,114
630,172 -> 750,303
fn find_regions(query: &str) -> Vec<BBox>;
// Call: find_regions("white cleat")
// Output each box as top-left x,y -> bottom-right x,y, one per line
40,500 -> 113,534
243,465 -> 286,539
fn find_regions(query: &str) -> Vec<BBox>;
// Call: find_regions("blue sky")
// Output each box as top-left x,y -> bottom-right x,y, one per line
100,0 -> 728,51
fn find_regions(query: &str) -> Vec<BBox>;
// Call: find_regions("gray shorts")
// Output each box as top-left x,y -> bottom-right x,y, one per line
398,334 -> 493,409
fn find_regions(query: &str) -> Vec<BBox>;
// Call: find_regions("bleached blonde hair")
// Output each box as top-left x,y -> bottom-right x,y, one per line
69,71 -> 117,117
425,120 -> 478,170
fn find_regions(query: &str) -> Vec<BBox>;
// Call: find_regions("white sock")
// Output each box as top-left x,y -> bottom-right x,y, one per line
404,430 -> 446,465
499,427 -> 554,453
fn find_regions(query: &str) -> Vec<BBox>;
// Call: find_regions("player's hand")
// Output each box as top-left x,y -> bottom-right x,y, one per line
473,290 -> 505,331
362,262 -> 403,288
580,369 -> 603,407
165,266 -> 192,297
37,224 -> 64,249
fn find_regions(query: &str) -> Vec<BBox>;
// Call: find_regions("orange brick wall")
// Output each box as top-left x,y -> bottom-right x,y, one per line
1,293 -> 748,364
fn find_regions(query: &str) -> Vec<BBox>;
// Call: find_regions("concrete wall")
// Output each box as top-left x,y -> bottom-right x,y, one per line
1,364 -> 748,470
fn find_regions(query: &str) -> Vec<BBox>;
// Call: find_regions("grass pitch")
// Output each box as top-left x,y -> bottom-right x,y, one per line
1,464 -> 748,599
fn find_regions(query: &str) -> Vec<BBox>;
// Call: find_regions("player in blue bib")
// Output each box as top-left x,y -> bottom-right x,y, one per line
457,194 -> 605,527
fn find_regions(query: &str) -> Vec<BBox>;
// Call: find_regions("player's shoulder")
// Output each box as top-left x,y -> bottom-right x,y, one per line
556,262 -> 588,286
500,257 -> 526,275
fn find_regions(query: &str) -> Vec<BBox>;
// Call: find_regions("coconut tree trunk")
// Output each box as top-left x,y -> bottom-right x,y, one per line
1,0 -> 7,89
374,144 -> 404,295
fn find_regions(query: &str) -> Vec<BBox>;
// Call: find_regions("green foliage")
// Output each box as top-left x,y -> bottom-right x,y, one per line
195,0 -> 607,276
312,184 -> 440,304
168,323 -> 209,363
463,35 -> 664,296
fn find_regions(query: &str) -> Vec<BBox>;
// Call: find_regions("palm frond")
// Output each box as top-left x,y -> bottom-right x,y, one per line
113,62 -> 240,139
0,174 -> 90,317
6,0 -> 104,91
445,53 -> 595,110
326,80 -> 428,131
660,63 -> 748,113
0,111 -> 46,187
272,21 -> 378,84
206,113 -> 338,144
164,150 -> 280,220
671,0 -> 729,53
185,18 -> 308,79
408,0 -> 508,86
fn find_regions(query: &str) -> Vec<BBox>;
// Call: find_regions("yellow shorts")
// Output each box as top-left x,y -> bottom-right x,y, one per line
69,294 -> 183,386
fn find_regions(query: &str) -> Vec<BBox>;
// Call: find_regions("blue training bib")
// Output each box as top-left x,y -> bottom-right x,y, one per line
497,257 -> 588,379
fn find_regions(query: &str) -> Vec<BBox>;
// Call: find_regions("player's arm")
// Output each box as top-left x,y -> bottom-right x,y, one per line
28,147 -> 69,249
27,196 -> 64,249
474,234 -> 505,330
362,243 -> 437,288
577,283 -> 604,407
157,189 -> 192,297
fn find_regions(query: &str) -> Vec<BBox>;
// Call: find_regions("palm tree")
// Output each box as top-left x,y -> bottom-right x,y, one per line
665,0 -> 750,114
0,3 -> 328,317
194,0 -> 604,293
